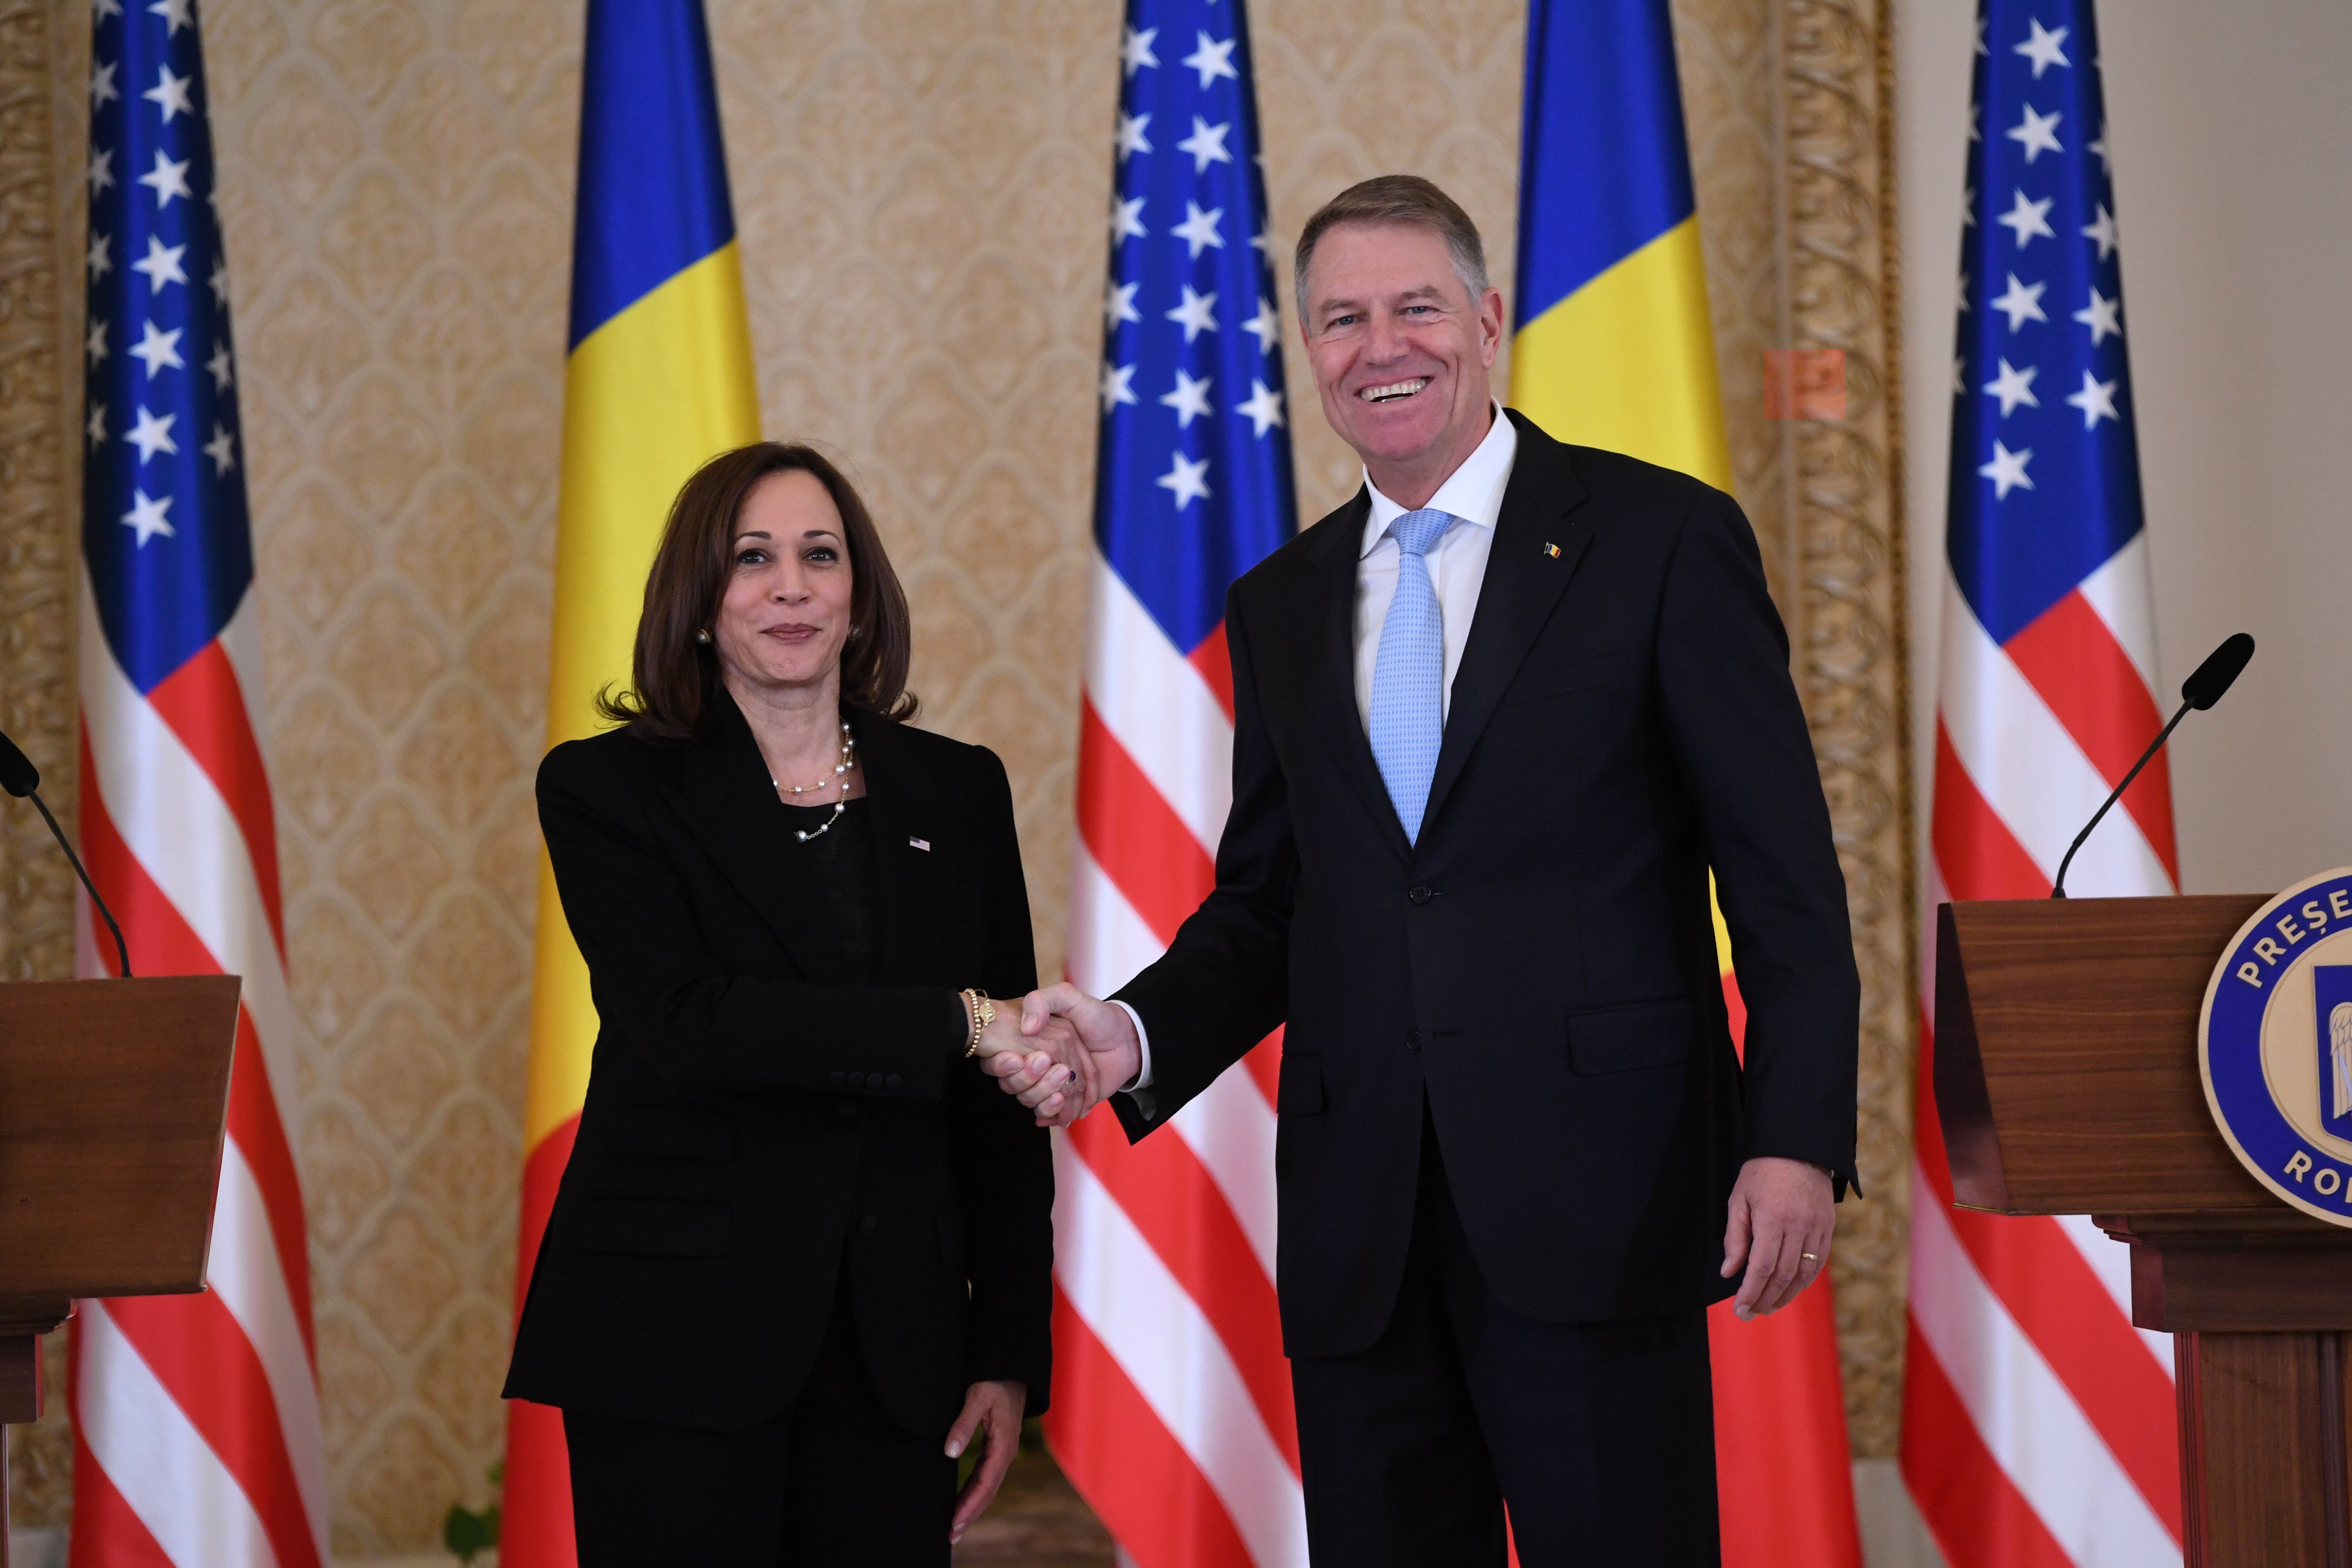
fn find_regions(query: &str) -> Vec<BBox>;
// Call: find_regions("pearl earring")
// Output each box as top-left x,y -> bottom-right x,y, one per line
695,628 -> 712,645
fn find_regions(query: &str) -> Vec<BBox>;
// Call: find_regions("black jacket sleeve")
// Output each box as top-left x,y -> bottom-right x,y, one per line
537,742 -> 970,1101
1654,488 -> 1861,1192
947,748 -> 1056,1405
1111,591 -> 1295,1135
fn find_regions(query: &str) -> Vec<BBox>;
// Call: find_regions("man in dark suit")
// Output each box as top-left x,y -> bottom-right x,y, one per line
995,176 -> 1857,1566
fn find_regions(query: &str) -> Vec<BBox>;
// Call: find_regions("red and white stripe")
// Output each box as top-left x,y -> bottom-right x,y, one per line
1901,534 -> 2183,1568
72,584 -> 329,1568
1047,552 -> 1309,1567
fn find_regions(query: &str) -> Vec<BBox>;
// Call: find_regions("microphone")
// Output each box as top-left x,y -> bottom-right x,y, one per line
2051,632 -> 2255,898
0,727 -> 131,977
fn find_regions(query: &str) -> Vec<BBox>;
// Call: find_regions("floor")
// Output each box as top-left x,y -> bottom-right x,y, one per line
953,1444 -> 1118,1566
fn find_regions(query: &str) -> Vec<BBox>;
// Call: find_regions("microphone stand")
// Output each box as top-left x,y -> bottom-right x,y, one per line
2050,697 -> 2191,900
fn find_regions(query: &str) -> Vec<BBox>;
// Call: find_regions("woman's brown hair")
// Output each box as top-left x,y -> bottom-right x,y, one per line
598,442 -> 917,739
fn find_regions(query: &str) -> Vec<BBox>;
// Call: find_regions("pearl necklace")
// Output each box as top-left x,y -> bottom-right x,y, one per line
774,721 -> 858,841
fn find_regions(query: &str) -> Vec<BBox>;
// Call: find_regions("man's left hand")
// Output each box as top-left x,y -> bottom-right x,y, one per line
945,1377 -> 1027,1543
1720,1157 -> 1835,1320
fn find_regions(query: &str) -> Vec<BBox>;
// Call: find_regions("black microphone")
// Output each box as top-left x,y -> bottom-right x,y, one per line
0,727 -> 132,976
2051,632 -> 2255,898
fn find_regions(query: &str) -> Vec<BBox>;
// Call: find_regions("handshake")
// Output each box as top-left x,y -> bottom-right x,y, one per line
973,983 -> 1141,1128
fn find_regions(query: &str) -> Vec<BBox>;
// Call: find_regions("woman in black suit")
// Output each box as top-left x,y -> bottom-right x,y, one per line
503,442 -> 1078,1563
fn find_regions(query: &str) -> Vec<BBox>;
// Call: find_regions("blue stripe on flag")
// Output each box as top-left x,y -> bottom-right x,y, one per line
1513,0 -> 1697,329
567,0 -> 736,349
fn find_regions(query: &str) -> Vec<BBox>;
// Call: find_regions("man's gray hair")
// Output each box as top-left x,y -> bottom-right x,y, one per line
1291,174 -> 1492,329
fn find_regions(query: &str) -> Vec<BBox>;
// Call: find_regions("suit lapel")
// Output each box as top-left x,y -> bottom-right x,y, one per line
1304,491 -> 1410,853
847,718 -> 950,982
673,696 -> 851,981
1421,416 -> 1593,834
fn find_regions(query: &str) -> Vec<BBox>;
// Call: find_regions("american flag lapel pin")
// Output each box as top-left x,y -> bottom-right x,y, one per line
1543,542 -> 1562,559
909,836 -> 930,851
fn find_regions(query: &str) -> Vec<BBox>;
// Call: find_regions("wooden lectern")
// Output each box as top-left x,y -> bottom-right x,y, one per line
0,976 -> 241,1558
1937,896 -> 2352,1566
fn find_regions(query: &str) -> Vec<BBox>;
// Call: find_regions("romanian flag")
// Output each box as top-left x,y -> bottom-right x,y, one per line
502,1 -> 760,1558
1509,4 -> 1862,1565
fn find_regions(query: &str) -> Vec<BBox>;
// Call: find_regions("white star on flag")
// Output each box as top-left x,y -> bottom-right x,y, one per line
2006,103 -> 2063,163
1160,369 -> 1213,427
2014,18 -> 2071,77
1115,111 -> 1152,161
1165,284 -> 1217,342
85,319 -> 107,365
2082,203 -> 2118,260
2065,369 -> 2120,429
129,319 -> 183,377
1099,361 -> 1137,412
149,0 -> 193,33
94,0 -> 121,16
2089,122 -> 2111,172
1176,116 -> 1232,173
144,63 -> 194,122
1182,31 -> 1238,90
90,60 -> 117,107
120,487 -> 174,546
204,421 -> 238,476
1982,357 -> 2040,416
125,405 -> 177,463
1996,188 -> 2055,247
1122,25 -> 1157,76
87,232 -> 112,281
207,342 -> 234,391
1171,200 -> 1225,258
1978,440 -> 2034,499
1244,296 -> 1281,353
1235,378 -> 1285,437
1109,195 -> 1147,241
1990,272 -> 2048,331
1104,280 -> 1141,329
2073,286 -> 2122,344
1156,450 -> 1211,509
86,402 -> 106,447
131,234 -> 187,290
139,148 -> 193,207
209,259 -> 230,306
87,147 -> 114,196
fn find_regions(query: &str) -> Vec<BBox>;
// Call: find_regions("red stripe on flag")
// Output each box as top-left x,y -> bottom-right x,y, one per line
1933,721 -> 2050,902
1045,1286 -> 1260,1568
1913,1012 -> 2182,1547
1899,1311 -> 2080,1568
1078,698 -> 1217,943
1189,622 -> 1236,722
1239,1028 -> 1281,1109
2003,591 -> 2180,883
146,639 -> 288,952
1065,1105 -> 1300,1473
104,1291 -> 324,1568
501,1114 -> 581,1568
224,1006 -> 317,1361
65,1424 -> 177,1568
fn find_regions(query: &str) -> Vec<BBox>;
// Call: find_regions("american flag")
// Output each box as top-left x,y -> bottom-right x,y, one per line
1901,2 -> 2182,1563
1042,0 -> 1305,1562
71,0 -> 327,1562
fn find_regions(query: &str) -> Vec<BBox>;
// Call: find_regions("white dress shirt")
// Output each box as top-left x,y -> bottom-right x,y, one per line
1115,404 -> 1521,1104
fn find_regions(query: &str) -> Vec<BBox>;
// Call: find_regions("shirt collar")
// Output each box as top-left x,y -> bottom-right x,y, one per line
1360,401 -> 1519,558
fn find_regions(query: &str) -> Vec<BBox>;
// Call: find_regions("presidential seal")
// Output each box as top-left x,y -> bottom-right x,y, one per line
2200,866 -> 2352,1228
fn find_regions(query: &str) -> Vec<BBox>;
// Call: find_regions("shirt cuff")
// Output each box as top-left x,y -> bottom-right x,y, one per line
1109,1000 -> 1153,1090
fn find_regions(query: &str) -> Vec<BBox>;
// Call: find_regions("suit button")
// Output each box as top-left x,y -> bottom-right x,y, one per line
836,1099 -> 857,1117
1405,1030 -> 1421,1052
828,1071 -> 846,1089
1407,885 -> 1433,905
885,1073 -> 903,1090
860,1214 -> 879,1235
850,1072 -> 869,1089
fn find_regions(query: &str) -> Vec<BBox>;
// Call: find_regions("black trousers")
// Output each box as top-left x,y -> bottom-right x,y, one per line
1290,1114 -> 1720,1568
564,1269 -> 956,1566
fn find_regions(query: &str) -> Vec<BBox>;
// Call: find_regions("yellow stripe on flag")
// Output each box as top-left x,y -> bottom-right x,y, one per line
523,240 -> 760,1151
1509,217 -> 1730,493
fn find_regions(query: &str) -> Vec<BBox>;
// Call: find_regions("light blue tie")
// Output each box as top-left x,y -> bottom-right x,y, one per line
1368,507 -> 1455,844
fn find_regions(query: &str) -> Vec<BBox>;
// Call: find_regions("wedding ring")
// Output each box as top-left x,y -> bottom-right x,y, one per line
1800,1252 -> 1819,1262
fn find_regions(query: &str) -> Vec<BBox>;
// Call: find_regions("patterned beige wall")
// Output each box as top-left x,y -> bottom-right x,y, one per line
3,0 -> 1910,1546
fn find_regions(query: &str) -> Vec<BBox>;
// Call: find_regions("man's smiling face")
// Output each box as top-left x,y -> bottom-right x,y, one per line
1301,220 -> 1504,503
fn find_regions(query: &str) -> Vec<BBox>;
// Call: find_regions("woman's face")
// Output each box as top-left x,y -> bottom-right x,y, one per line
711,470 -> 857,699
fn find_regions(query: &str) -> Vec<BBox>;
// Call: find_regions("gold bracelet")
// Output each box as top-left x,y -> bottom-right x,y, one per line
961,988 -> 994,1057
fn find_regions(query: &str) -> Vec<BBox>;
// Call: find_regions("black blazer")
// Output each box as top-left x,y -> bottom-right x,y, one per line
502,697 -> 1054,1434
1116,411 -> 1859,1358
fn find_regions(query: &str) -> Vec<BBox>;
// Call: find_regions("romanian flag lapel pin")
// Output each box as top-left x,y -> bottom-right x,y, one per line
1543,542 -> 1562,559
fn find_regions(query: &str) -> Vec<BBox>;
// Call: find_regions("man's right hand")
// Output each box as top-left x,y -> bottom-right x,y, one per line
979,982 -> 1140,1128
